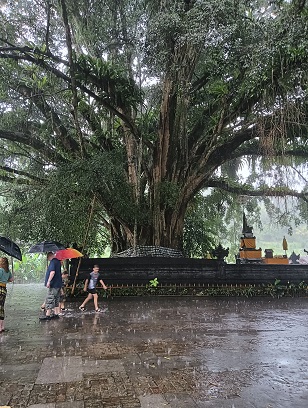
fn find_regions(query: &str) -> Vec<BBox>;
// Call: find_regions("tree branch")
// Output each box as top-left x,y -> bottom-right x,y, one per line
59,0 -> 86,158
0,165 -> 45,183
0,129 -> 64,163
0,45 -> 139,138
45,1 -> 52,53
0,173 -> 31,185
17,84 -> 80,153
208,178 -> 308,202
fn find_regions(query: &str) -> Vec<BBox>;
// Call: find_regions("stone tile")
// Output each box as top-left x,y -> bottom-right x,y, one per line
0,389 -> 11,406
122,353 -> 142,365
36,357 -> 83,384
139,394 -> 170,407
197,400 -> 256,407
27,404 -> 55,408
0,363 -> 41,382
164,392 -> 198,407
82,359 -> 125,374
56,402 -> 85,408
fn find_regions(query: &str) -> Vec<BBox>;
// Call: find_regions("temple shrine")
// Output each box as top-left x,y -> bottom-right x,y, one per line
237,213 -> 289,265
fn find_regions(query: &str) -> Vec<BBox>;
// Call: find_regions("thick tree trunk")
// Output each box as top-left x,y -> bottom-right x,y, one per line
110,197 -> 187,253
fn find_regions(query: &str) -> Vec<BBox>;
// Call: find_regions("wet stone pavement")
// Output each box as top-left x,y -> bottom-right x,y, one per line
0,284 -> 308,408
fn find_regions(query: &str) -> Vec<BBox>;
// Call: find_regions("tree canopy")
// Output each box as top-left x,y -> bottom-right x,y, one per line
0,0 -> 307,255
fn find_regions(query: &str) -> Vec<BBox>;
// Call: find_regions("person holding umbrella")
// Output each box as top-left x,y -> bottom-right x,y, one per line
40,252 -> 62,321
0,257 -> 13,333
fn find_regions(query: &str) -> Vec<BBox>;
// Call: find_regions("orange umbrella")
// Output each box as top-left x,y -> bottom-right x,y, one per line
55,248 -> 83,260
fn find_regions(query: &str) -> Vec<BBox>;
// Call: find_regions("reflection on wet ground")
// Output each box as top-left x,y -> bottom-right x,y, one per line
0,284 -> 308,407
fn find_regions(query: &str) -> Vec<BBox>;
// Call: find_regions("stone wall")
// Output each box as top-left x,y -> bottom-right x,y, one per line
70,257 -> 308,285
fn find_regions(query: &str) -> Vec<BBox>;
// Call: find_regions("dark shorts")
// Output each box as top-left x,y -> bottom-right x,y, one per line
45,287 -> 61,309
88,288 -> 97,295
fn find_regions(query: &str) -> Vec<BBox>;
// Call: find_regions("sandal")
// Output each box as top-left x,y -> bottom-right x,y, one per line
95,308 -> 101,312
79,306 -> 85,311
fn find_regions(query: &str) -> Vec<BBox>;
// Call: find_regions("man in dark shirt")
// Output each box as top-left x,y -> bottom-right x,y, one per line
40,252 -> 62,321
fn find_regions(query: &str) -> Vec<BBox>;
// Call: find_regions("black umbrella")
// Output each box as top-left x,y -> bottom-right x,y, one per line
28,240 -> 66,253
0,236 -> 22,261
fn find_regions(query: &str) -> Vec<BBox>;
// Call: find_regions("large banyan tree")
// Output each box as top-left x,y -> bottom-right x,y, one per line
0,0 -> 307,253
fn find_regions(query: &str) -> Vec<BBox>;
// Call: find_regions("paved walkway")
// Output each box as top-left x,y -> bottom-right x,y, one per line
1,284 -> 308,407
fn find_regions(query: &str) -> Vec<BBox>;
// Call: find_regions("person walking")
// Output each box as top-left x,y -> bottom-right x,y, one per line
40,252 -> 62,321
0,257 -> 13,333
40,270 -> 68,314
79,264 -> 107,312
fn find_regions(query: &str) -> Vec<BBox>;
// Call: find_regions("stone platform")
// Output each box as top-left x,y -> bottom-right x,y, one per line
1,284 -> 308,407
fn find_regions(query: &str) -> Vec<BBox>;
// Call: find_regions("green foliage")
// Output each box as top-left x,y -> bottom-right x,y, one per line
158,181 -> 180,208
0,0 -> 308,254
183,191 -> 247,258
82,281 -> 308,298
76,55 -> 142,109
9,253 -> 46,283
148,277 -> 159,287
183,194 -> 217,257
